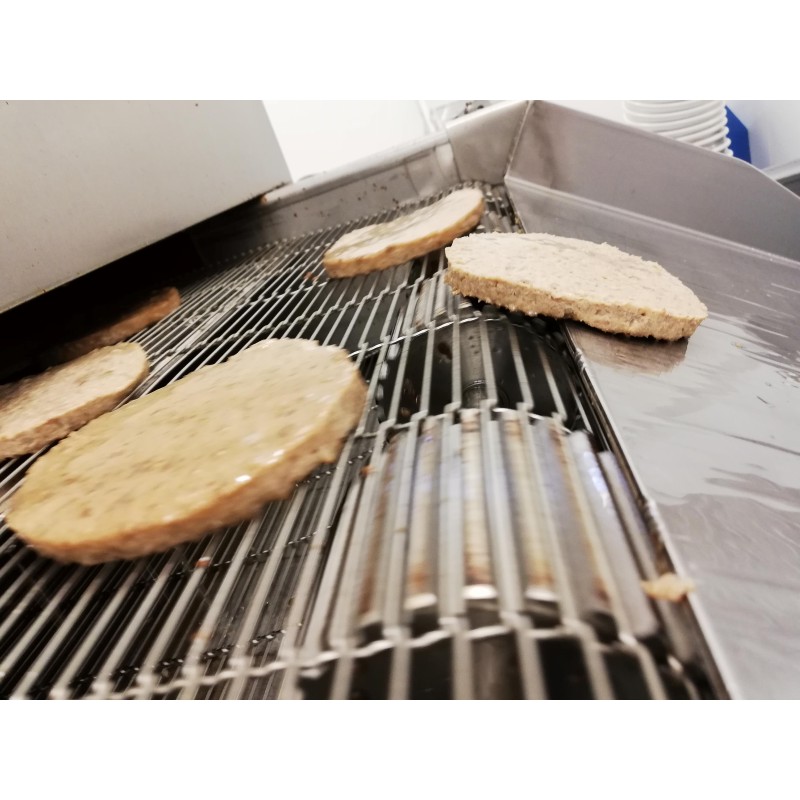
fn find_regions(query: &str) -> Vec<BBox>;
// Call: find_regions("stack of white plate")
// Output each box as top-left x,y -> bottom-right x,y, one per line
623,100 -> 732,156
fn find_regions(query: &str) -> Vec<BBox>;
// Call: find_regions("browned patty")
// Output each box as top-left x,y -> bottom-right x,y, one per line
323,188 -> 485,278
46,286 -> 180,363
445,233 -> 708,341
0,343 -> 149,459
7,339 -> 367,564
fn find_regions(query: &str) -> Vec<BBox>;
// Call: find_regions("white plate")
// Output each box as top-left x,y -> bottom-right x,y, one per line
668,115 -> 729,141
675,129 -> 729,146
689,129 -> 731,148
649,113 -> 728,139
688,137 -> 731,154
624,99 -> 718,115
642,117 -> 728,142
624,102 -> 723,127
625,104 -> 720,126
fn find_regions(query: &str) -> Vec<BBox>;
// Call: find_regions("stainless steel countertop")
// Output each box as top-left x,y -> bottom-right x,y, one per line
506,138 -> 800,698
568,266 -> 800,699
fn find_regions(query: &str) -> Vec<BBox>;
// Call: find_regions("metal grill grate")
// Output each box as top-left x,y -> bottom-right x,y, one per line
0,185 -> 711,699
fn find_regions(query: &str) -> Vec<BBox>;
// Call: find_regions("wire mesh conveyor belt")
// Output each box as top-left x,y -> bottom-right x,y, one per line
0,184 -> 713,699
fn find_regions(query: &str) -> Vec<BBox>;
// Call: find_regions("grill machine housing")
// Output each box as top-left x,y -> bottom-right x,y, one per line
0,101 -> 798,699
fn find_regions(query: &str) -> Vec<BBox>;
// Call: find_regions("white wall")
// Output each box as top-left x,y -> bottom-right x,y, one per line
263,101 -> 429,182
725,101 -> 800,170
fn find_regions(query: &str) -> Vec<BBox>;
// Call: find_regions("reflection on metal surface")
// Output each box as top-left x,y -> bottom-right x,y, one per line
507,153 -> 800,698
568,326 -> 690,376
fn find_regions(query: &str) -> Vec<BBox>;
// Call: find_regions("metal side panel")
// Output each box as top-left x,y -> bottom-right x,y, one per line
0,101 -> 289,314
505,133 -> 800,698
511,100 -> 800,262
445,100 -> 529,186
193,131 -> 460,260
